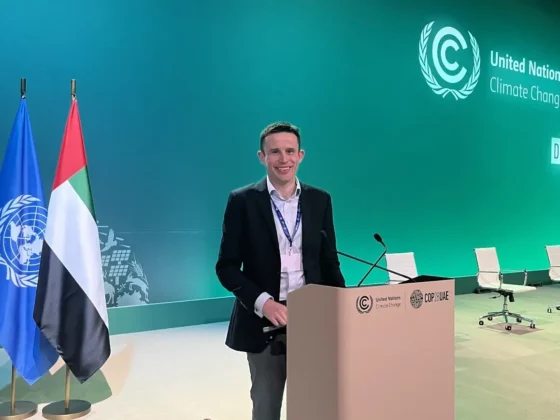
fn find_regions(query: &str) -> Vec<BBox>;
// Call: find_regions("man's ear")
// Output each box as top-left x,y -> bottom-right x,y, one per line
257,150 -> 266,165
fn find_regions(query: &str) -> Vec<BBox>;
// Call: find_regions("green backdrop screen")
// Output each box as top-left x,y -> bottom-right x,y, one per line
1,0 -> 560,306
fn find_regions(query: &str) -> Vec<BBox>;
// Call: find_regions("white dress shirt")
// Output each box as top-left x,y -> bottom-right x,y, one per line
254,176 -> 305,317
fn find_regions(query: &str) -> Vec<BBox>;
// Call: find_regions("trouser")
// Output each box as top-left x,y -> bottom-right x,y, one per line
246,333 -> 287,420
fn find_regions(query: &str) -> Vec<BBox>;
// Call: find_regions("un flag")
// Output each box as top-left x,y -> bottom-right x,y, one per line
0,98 -> 59,384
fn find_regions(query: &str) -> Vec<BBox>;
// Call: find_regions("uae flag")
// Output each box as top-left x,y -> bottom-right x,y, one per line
34,97 -> 110,383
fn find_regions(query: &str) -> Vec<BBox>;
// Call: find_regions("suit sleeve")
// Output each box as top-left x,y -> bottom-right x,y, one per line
320,193 -> 346,288
215,191 -> 265,310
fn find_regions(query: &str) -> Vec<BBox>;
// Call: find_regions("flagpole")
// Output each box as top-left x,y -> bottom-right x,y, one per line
0,365 -> 38,420
40,80 -> 91,420
0,78 -> 39,420
41,365 -> 91,420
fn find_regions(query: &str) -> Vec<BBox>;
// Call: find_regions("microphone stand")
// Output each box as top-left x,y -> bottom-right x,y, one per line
335,251 -> 413,283
371,264 -> 413,282
322,230 -> 413,285
356,246 -> 387,287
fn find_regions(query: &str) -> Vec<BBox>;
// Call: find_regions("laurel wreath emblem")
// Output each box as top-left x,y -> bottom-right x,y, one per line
419,21 -> 480,99
0,194 -> 44,288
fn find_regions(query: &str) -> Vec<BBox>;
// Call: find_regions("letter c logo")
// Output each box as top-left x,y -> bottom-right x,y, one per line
432,26 -> 468,84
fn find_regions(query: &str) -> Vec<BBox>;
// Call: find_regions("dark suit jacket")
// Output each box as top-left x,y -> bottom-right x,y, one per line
215,177 -> 346,353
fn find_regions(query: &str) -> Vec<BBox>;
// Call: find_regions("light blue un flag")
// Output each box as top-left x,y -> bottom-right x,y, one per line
0,98 -> 59,384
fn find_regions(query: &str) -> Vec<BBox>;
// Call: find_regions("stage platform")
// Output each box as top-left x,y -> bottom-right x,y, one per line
2,284 -> 560,419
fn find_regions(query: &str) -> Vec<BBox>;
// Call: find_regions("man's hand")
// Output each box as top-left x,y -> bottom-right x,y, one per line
262,299 -> 287,327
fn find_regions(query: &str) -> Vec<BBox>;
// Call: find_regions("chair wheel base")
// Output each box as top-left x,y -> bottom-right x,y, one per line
479,308 -> 533,330
479,321 -> 536,330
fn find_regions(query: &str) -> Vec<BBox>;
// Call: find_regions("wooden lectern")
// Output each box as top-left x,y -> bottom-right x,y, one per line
286,276 -> 455,420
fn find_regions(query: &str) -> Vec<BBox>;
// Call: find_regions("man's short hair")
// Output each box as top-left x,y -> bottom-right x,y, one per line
260,122 -> 301,152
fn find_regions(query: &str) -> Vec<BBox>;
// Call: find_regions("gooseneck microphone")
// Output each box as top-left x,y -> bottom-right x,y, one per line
320,230 -> 413,283
356,233 -> 387,287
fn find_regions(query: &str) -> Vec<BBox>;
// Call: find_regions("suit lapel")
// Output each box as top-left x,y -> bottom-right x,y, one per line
255,178 -> 280,252
299,183 -> 311,259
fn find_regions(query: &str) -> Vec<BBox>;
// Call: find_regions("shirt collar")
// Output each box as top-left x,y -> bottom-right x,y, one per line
266,176 -> 301,199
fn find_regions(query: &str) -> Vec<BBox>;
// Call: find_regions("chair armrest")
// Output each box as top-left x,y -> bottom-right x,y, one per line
499,268 -> 528,285
477,270 -> 503,288
501,268 -> 526,274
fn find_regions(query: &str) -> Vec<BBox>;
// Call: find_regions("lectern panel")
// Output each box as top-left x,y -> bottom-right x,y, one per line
287,279 -> 455,420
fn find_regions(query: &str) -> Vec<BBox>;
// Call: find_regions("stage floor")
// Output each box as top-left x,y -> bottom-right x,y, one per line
2,285 -> 560,419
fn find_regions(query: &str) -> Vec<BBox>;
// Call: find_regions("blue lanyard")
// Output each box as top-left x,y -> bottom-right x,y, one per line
271,199 -> 301,250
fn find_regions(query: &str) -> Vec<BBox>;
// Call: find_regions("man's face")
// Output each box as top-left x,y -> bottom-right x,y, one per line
258,132 -> 304,186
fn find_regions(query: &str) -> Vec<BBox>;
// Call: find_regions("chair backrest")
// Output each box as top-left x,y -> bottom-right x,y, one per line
385,252 -> 418,284
545,245 -> 560,281
474,247 -> 501,287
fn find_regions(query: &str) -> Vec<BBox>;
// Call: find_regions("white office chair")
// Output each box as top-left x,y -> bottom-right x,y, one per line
385,252 -> 418,285
545,245 -> 560,313
474,247 -> 536,330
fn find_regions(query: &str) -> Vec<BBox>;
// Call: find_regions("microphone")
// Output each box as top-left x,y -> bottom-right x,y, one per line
320,230 -> 413,283
355,233 -> 387,287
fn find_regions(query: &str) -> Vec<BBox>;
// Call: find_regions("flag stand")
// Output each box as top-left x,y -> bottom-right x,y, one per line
41,366 -> 90,420
0,365 -> 37,420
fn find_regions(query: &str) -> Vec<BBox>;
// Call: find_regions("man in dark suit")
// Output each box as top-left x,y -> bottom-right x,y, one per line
215,121 -> 346,420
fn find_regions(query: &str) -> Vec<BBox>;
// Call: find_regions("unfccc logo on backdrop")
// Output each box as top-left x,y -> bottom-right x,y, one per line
418,21 -> 480,100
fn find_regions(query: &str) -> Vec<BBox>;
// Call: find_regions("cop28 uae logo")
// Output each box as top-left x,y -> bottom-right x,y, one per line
419,21 -> 480,100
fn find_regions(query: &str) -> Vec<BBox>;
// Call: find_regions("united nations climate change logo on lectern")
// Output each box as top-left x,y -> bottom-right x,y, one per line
419,21 -> 480,100
356,295 -> 373,314
0,194 -> 47,288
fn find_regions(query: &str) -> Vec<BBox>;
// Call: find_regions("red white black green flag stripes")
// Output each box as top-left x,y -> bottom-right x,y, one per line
33,98 -> 110,383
